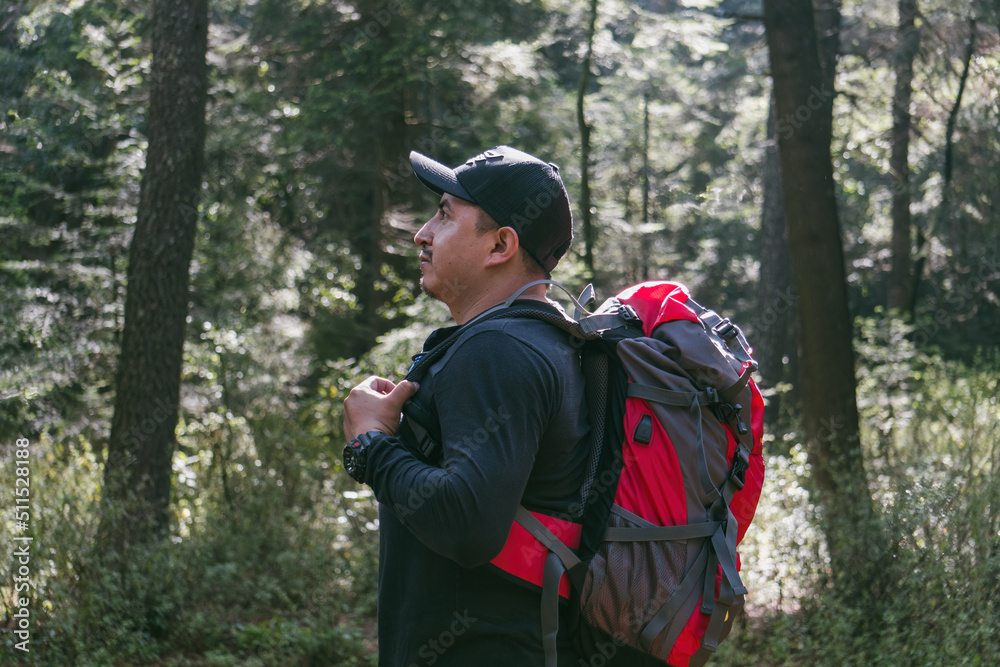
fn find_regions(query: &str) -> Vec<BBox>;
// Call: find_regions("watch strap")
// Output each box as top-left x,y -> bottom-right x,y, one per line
344,430 -> 385,485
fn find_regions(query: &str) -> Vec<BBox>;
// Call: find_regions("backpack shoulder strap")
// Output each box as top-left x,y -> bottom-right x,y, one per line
403,303 -> 581,382
401,281 -> 631,464
406,280 -> 637,383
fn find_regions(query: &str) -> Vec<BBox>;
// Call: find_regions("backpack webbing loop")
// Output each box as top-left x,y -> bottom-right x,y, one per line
602,521 -> 721,542
512,507 -> 583,667
626,382 -> 714,407
514,506 -> 582,572
541,552 -> 565,667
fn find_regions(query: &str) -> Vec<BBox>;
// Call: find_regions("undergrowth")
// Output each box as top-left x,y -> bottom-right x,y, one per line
3,314 -> 998,665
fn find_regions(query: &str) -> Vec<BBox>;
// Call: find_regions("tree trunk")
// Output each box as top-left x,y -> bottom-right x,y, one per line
910,20 -> 975,315
352,131 -> 390,356
814,0 -> 842,95
577,0 -> 598,279
888,0 -> 920,311
755,92 -> 798,435
104,0 -> 209,541
763,0 -> 878,600
640,83 -> 651,282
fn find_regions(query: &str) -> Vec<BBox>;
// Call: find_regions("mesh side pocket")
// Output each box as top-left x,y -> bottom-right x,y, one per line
578,510 -> 689,658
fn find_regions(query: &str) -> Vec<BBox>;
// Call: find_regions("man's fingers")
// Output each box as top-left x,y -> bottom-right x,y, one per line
356,376 -> 415,400
342,378 -> 419,441
390,379 -> 420,403
360,376 -> 395,394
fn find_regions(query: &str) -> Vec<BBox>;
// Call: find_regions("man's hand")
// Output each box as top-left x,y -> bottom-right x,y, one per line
343,376 -> 420,441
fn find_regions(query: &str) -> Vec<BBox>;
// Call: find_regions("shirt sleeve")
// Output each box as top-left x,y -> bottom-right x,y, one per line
365,327 -> 559,568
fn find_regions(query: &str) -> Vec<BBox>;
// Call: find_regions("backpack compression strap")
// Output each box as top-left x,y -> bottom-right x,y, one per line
619,384 -> 752,663
512,507 -> 583,667
491,508 -> 582,601
686,295 -> 758,404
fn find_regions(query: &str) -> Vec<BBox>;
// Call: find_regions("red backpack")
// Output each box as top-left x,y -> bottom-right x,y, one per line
405,280 -> 765,667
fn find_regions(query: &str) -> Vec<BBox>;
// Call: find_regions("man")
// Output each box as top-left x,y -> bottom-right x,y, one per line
341,146 -> 591,666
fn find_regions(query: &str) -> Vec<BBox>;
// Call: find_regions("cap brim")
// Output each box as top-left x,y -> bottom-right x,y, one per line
409,151 -> 474,202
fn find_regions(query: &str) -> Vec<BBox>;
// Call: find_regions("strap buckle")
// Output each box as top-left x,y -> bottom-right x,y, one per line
407,352 -> 425,375
618,304 -> 641,325
712,318 -> 739,342
716,401 -> 749,435
728,446 -> 750,490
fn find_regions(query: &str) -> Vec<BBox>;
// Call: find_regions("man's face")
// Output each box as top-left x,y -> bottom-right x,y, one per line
414,193 -> 493,305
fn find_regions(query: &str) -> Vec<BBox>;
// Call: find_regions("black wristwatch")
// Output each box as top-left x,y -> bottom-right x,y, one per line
343,430 -> 383,484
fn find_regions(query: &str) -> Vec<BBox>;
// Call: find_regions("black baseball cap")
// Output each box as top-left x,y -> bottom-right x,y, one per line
409,146 -> 574,272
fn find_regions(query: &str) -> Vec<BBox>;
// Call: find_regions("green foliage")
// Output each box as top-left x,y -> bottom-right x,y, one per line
0,431 -> 377,665
2,0 -> 999,665
716,319 -> 1000,665
0,291 -> 450,664
0,0 -> 147,452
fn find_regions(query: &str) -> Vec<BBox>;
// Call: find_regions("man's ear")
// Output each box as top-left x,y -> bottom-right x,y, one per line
484,226 -> 521,267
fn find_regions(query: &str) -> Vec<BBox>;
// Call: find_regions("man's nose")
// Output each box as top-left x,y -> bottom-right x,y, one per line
414,220 -> 432,246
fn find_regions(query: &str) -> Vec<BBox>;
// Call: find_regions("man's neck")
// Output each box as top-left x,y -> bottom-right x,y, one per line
449,280 -> 549,325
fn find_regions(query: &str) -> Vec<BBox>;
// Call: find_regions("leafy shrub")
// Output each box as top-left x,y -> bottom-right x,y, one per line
717,319 -> 1000,665
0,430 -> 377,666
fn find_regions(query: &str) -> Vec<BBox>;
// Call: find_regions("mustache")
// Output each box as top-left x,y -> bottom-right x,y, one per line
419,251 -> 432,262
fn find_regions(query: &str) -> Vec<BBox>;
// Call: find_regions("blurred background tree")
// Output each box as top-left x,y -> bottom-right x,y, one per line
102,0 -> 210,544
1,0 -> 998,664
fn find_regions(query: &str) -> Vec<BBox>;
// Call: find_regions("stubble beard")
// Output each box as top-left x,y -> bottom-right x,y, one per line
420,268 -> 462,305
419,275 -> 438,301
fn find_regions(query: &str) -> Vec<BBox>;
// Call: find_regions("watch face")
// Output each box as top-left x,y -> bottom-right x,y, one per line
344,440 -> 365,481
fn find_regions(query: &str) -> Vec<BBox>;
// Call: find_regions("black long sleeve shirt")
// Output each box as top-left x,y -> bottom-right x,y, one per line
365,304 -> 590,666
